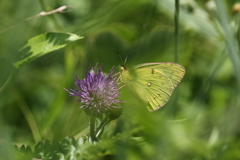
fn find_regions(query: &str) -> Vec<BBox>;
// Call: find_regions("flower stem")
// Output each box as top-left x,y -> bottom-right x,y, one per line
96,116 -> 109,138
90,111 -> 98,142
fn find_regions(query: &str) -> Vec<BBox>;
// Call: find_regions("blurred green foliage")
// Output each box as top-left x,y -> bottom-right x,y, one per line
1,0 -> 240,159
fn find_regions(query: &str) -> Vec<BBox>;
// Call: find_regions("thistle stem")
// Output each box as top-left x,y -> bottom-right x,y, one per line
96,116 -> 109,138
90,111 -> 98,142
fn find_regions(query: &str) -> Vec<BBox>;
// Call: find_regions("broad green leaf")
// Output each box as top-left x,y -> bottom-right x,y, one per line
13,32 -> 83,68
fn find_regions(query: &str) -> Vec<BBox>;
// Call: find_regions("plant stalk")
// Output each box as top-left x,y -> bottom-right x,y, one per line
174,0 -> 179,63
90,111 -> 98,142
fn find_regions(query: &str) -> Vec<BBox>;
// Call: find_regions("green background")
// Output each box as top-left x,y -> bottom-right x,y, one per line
1,0 -> 240,159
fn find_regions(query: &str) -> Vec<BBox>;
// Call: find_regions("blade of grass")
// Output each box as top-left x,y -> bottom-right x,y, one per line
215,0 -> 240,95
172,0 -> 180,117
14,87 -> 42,142
193,47 -> 227,106
174,0 -> 179,63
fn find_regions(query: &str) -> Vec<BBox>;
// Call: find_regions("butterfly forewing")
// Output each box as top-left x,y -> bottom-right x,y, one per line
134,63 -> 185,88
121,63 -> 185,111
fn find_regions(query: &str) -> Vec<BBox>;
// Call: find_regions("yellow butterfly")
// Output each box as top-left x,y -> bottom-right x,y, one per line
120,63 -> 185,111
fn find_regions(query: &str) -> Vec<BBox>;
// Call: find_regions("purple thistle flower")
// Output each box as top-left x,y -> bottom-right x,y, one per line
64,64 -> 122,117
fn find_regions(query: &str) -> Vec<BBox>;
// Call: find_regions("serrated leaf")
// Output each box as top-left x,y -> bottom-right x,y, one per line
76,138 -> 85,146
19,145 -> 26,153
61,137 -> 78,160
13,144 -> 18,151
44,140 -> 52,155
57,153 -> 65,160
26,145 -> 33,153
52,139 -> 61,152
60,137 -> 76,155
34,141 -> 44,158
13,32 -> 83,68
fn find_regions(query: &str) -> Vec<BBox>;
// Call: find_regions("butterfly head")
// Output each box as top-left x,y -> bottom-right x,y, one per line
117,51 -> 128,71
120,64 -> 128,72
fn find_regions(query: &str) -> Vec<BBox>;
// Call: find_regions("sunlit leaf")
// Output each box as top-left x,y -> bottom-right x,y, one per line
13,32 -> 83,68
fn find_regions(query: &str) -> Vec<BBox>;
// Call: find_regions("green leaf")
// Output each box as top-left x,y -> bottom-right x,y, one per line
19,145 -> 26,153
13,32 -> 83,68
34,141 -> 44,158
60,137 -> 76,155
25,145 -> 33,154
52,139 -> 61,153
44,140 -> 52,154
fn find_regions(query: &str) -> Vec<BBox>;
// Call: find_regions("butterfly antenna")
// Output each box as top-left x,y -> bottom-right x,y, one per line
124,56 -> 128,64
117,51 -> 128,71
117,52 -> 125,65
125,49 -> 130,64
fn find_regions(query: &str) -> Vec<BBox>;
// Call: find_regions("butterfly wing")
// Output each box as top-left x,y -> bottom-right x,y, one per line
121,63 -> 185,111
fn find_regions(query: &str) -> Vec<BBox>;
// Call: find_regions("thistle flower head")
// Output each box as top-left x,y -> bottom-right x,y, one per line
65,64 -> 122,117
